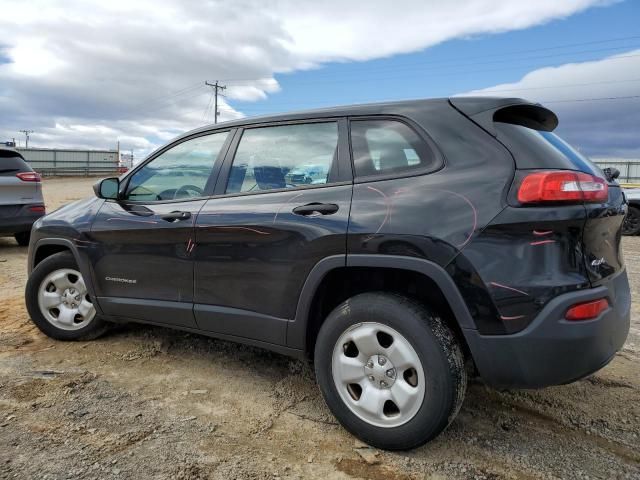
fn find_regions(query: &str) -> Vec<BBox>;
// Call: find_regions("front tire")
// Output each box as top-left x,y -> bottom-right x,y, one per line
25,251 -> 108,341
314,292 -> 466,450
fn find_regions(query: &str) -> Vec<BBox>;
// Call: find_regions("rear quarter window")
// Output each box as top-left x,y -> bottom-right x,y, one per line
495,123 -> 602,176
0,154 -> 32,176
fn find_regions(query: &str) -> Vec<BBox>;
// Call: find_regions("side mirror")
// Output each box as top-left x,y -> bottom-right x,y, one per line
93,177 -> 120,200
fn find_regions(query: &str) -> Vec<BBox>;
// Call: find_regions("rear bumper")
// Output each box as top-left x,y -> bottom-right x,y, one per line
464,270 -> 631,388
0,204 -> 45,234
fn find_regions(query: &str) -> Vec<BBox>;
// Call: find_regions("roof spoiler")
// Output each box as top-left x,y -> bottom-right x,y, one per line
0,148 -> 24,160
449,97 -> 558,136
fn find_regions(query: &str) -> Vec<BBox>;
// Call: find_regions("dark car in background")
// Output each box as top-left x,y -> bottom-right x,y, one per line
622,187 -> 640,235
23,98 -> 630,450
0,149 -> 45,245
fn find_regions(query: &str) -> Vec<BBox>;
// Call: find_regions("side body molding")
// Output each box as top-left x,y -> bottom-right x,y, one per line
287,254 -> 477,351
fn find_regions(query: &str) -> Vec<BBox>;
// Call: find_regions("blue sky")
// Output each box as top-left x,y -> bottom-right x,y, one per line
1,0 -> 638,159
234,1 -> 640,116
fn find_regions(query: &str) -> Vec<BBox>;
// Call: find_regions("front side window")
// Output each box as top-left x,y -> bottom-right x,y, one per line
125,132 -> 228,201
350,119 -> 435,178
226,122 -> 338,194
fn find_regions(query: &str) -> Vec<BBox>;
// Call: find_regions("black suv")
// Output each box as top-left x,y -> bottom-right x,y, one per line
25,98 -> 630,450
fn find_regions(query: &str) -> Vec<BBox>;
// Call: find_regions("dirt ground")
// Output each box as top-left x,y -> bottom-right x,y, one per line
0,177 -> 638,480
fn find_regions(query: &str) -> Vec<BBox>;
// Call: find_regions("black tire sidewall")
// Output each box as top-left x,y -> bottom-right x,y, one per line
623,206 -> 640,235
14,231 -> 30,246
314,292 -> 465,450
25,251 -> 105,341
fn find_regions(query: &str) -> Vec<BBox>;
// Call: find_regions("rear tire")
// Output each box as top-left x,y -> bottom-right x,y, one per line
14,231 -> 30,246
623,206 -> 640,235
25,251 -> 109,341
314,292 -> 466,450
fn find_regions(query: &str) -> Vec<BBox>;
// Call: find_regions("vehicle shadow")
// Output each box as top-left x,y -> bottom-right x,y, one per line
100,321 -> 639,478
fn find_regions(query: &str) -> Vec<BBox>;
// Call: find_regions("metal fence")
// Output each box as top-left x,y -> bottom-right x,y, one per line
10,147 -> 639,183
17,147 -> 119,177
594,160 -> 640,184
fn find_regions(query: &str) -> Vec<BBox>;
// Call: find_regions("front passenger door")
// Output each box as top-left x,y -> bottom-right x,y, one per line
90,131 -> 232,327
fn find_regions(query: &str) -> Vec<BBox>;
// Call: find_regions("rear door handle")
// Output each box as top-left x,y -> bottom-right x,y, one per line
292,203 -> 339,216
161,211 -> 192,222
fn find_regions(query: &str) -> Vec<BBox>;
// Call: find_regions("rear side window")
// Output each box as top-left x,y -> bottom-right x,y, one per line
226,122 -> 338,194
494,123 -> 602,176
350,119 -> 436,178
0,154 -> 32,176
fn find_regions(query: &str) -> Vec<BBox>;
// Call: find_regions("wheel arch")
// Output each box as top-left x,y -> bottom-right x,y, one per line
287,254 -> 477,356
29,238 -> 103,314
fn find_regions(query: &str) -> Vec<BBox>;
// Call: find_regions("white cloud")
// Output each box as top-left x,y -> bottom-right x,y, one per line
459,49 -> 640,158
0,0 -> 611,157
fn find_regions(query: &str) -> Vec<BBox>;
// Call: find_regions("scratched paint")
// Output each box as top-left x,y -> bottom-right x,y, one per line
366,185 -> 391,236
273,192 -> 306,224
489,281 -> 529,296
530,239 -> 556,246
215,226 -> 270,235
106,217 -> 158,225
361,185 -> 478,249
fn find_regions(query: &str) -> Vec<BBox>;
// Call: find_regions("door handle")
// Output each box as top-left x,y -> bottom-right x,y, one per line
161,211 -> 192,222
292,203 -> 339,216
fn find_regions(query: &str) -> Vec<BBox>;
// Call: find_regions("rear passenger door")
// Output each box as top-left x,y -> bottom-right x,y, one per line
193,119 -> 352,346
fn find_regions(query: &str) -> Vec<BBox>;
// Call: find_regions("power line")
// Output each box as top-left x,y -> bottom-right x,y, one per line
202,91 -> 215,122
219,76 -> 640,112
19,130 -> 33,148
102,35 -> 640,122
129,87 -> 210,117
205,81 -> 227,124
125,82 -> 205,113
116,35 -> 640,119
225,94 -> 640,117
473,78 -> 640,94
233,52 -> 640,89
542,95 -> 640,104
216,34 -> 640,84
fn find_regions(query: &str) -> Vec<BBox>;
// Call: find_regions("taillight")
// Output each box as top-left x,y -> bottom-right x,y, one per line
517,170 -> 607,204
565,298 -> 609,321
16,171 -> 41,182
29,205 -> 46,213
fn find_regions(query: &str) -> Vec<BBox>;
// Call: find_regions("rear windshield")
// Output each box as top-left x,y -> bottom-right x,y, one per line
0,154 -> 32,176
495,123 -> 603,177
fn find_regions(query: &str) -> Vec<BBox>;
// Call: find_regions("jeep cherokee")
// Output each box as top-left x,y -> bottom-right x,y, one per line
24,97 -> 630,450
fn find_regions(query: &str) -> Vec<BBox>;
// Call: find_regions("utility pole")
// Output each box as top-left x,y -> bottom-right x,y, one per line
205,80 -> 226,124
19,130 -> 34,149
